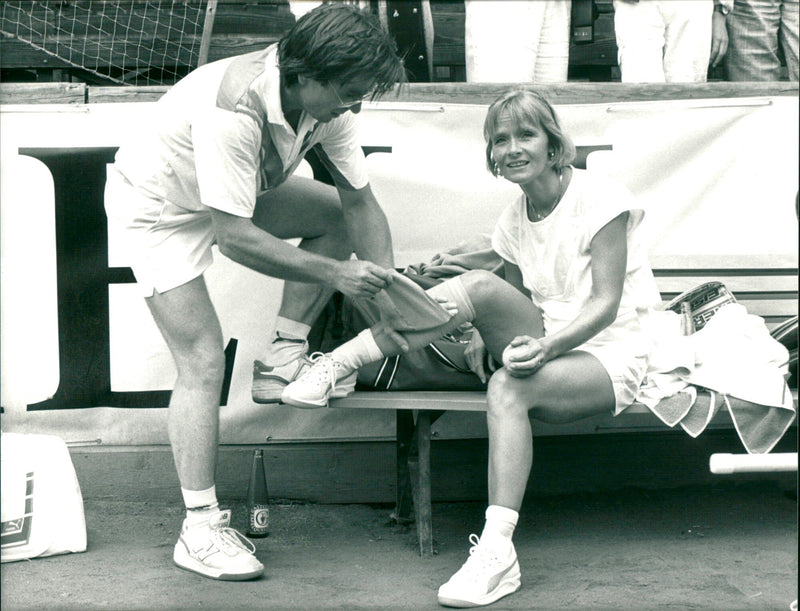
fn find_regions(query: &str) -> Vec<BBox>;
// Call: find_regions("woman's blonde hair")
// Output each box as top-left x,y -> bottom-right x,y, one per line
483,88 -> 576,175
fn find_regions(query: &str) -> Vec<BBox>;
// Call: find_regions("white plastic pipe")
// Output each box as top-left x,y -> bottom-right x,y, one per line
709,453 -> 798,474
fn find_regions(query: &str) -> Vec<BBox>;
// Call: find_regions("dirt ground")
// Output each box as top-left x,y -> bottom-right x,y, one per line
1,480 -> 797,611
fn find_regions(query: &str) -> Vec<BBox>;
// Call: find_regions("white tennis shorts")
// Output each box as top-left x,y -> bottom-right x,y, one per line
579,344 -> 649,414
105,165 -> 215,297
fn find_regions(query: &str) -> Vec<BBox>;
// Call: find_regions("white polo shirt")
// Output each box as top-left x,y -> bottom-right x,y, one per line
113,44 -> 369,217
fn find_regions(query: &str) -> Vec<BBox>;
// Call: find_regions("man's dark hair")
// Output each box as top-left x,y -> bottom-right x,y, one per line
278,3 -> 406,98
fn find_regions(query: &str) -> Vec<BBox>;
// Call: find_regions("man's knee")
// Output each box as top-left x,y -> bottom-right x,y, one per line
174,340 -> 226,386
252,177 -> 348,241
314,199 -> 347,232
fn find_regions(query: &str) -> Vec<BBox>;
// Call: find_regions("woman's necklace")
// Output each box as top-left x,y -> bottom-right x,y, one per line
528,167 -> 564,222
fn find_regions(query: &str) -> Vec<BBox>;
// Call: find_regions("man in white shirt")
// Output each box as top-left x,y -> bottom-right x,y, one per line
105,4 -> 405,581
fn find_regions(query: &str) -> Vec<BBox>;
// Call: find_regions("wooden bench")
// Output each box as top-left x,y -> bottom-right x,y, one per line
330,260 -> 798,555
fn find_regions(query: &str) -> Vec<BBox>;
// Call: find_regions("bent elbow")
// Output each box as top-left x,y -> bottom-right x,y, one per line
601,310 -> 618,331
215,232 -> 239,261
594,297 -> 621,331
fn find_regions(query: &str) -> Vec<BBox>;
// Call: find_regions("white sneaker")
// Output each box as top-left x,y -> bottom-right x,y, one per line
437,534 -> 521,608
173,509 -> 264,581
252,340 -> 311,404
280,352 -> 357,408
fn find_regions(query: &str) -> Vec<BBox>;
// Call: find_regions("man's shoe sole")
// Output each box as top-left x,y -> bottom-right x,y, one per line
252,358 -> 311,404
251,382 -> 287,404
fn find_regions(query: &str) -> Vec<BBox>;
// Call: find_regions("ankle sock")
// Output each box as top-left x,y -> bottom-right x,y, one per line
182,485 -> 219,525
331,329 -> 384,371
274,317 -> 311,341
480,505 -> 518,551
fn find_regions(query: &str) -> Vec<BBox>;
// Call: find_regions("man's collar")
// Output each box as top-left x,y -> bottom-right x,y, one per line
264,46 -> 317,133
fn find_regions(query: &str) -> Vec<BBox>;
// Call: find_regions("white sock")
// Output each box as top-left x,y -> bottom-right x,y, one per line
182,485 -> 219,525
331,329 -> 384,370
479,505 -> 518,551
274,316 -> 311,341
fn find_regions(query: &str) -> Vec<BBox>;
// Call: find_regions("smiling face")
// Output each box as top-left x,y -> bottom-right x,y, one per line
293,75 -> 373,122
489,112 -> 553,185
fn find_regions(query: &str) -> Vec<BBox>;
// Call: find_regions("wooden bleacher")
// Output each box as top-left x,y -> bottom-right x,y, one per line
1,0 -> 621,84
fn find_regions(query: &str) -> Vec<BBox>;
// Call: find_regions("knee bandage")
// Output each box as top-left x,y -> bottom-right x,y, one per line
427,276 -> 477,329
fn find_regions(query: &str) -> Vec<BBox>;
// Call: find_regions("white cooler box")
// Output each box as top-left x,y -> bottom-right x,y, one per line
1,432 -> 87,562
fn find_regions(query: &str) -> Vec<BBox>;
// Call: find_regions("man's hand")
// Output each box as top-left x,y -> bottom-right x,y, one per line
332,260 -> 394,299
502,335 -> 549,378
710,11 -> 729,68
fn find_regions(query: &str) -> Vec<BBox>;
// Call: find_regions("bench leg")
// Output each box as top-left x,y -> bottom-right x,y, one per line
391,410 -> 415,524
412,410 -> 434,556
393,409 -> 435,556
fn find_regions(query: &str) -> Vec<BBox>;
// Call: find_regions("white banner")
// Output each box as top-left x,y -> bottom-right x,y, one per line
1,95 -> 797,444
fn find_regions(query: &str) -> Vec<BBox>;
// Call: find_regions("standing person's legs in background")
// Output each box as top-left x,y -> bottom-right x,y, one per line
613,0 -> 669,82
464,0 -> 570,83
780,0 -> 800,80
614,0 -> 713,82
661,0 -> 713,82
532,0 -> 572,83
726,0 -> 783,80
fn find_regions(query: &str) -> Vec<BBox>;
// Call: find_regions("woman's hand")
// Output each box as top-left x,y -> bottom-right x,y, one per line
464,330 -> 489,383
502,335 -> 549,378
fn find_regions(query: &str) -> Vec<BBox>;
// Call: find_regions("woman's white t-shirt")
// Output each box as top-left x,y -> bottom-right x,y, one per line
492,168 -> 662,409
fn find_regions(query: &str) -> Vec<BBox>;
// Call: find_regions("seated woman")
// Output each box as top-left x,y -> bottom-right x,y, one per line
282,89 -> 662,608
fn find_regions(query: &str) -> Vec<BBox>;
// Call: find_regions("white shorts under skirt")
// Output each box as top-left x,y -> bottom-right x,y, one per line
578,344 -> 649,415
105,165 -> 215,297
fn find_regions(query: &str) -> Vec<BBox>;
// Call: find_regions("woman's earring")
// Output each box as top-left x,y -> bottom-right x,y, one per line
548,150 -> 555,159
493,162 -> 500,176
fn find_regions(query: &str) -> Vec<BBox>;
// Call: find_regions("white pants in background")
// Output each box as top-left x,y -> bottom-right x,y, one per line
464,0 -> 571,83
613,0 -> 714,82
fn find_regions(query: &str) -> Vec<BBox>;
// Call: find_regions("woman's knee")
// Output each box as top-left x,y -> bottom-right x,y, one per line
460,269 -> 502,293
486,368 -> 531,419
459,269 -> 504,307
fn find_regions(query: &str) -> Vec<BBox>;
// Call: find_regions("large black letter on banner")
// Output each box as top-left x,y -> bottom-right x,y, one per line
20,148 -> 236,411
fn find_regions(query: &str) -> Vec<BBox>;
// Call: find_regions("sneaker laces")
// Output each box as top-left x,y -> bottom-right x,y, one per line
303,352 -> 350,395
210,526 -> 257,557
455,534 -> 504,579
